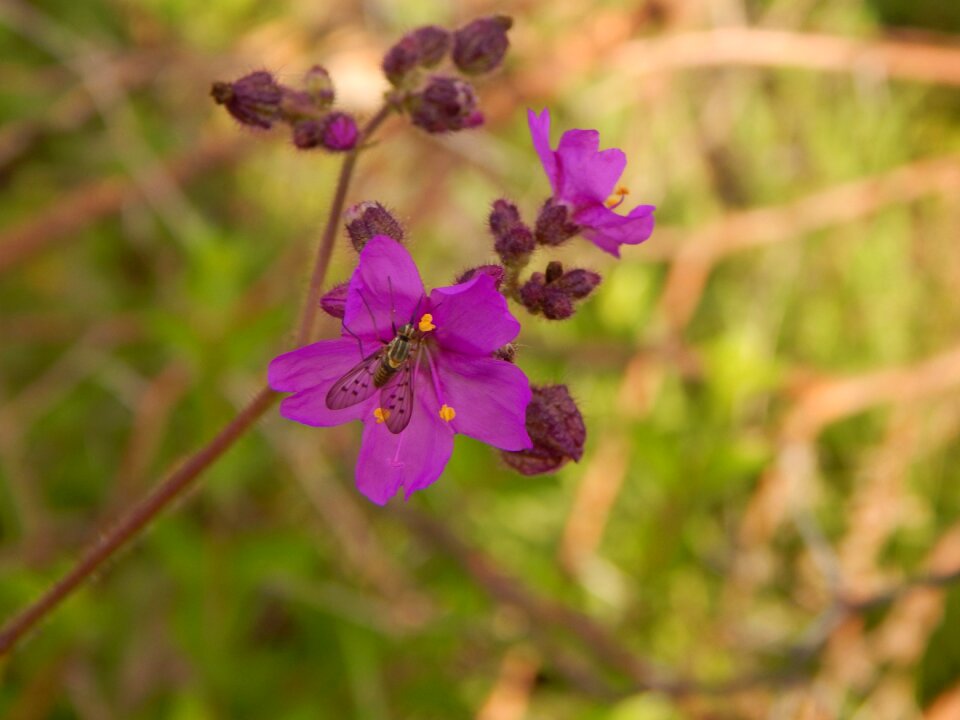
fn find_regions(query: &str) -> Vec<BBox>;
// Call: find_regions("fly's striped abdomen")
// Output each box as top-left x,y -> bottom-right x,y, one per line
373,323 -> 415,388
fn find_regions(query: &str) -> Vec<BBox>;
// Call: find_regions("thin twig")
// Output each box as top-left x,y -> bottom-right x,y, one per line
295,105 -> 392,345
0,385 -> 277,655
0,106 -> 393,657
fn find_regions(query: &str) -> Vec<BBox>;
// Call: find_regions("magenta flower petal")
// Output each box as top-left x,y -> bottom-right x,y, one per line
269,338 -> 375,426
555,129 -> 626,204
575,202 -> 656,257
437,353 -> 531,451
268,338 -> 364,393
429,273 -> 520,355
355,389 -> 454,505
527,108 -> 558,192
270,236 -> 532,504
528,107 -> 656,255
344,235 -> 426,342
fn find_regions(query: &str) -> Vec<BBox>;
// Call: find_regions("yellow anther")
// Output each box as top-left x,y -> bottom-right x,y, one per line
438,404 -> 456,422
418,313 -> 436,332
605,185 -> 630,208
374,407 -> 390,424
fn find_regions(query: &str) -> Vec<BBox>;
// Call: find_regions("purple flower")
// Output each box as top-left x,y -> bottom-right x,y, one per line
527,108 -> 655,257
269,236 -> 532,505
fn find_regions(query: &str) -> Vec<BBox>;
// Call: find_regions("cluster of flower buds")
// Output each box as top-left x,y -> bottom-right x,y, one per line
211,67 -> 359,153
502,384 -> 585,475
382,16 -> 512,134
518,262 -> 601,320
489,199 -> 534,267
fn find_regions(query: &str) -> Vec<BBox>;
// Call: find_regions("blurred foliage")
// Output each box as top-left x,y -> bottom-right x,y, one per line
2,0 -> 960,718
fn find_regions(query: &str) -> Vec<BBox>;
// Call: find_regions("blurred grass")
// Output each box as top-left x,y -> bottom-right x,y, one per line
3,0 -> 960,717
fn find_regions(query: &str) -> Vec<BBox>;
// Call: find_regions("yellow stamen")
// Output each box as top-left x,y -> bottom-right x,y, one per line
418,313 -> 436,332
605,185 -> 630,208
438,404 -> 456,422
374,407 -> 390,424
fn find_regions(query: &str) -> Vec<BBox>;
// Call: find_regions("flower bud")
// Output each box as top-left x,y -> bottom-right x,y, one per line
320,282 -> 349,318
452,16 -> 512,75
412,25 -> 451,66
540,290 -> 574,320
489,199 -> 522,237
382,35 -> 421,86
534,197 -> 579,246
489,199 -> 534,266
211,71 -> 283,129
518,272 -> 545,310
407,76 -> 483,133
457,264 -> 505,290
292,119 -> 323,149
319,111 -> 359,151
345,202 -> 405,252
553,268 -> 601,299
544,260 -> 564,284
518,264 -> 602,319
502,385 -> 585,475
303,65 -> 335,109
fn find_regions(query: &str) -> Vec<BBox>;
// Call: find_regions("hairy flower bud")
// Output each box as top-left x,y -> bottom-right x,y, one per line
452,16 -> 512,75
553,268 -> 601,299
382,26 -> 452,86
534,197 -> 580,246
292,119 -> 323,149
412,25 -> 451,66
407,76 -> 483,133
211,71 -> 283,129
320,282 -> 349,318
518,264 -> 602,319
518,273 -> 545,310
540,290 -> 574,320
344,202 -> 405,252
489,199 -> 534,266
502,385 -> 585,475
457,264 -> 505,290
303,65 -> 335,109
382,35 -> 421,85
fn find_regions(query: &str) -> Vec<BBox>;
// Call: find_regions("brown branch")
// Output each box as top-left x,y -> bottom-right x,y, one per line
0,385 -> 278,656
0,106 -> 394,657
653,153 -> 960,331
613,28 -> 960,87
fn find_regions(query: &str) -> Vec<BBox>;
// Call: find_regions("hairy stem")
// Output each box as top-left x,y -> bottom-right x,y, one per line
0,104 -> 393,657
296,104 -> 392,345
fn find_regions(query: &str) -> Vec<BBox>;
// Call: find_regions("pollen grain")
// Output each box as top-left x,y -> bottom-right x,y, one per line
418,313 -> 436,332
438,404 -> 456,422
605,185 -> 630,208
374,407 -> 390,423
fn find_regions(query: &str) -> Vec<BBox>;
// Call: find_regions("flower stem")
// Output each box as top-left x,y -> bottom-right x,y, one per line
0,386 -> 277,656
296,104 -> 393,345
0,104 -> 394,657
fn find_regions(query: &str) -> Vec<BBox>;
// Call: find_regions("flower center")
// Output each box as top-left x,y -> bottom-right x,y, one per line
438,404 -> 456,422
374,407 -> 390,423
605,185 -> 630,209
418,313 -> 436,332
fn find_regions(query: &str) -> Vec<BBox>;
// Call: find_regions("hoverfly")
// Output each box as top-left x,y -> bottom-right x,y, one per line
325,293 -> 425,434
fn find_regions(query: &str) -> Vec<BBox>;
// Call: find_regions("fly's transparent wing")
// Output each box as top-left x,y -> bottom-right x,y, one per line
325,350 -> 383,410
380,346 -> 420,434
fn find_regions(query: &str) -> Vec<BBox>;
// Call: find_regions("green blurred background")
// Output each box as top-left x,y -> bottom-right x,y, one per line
3,0 -> 960,717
